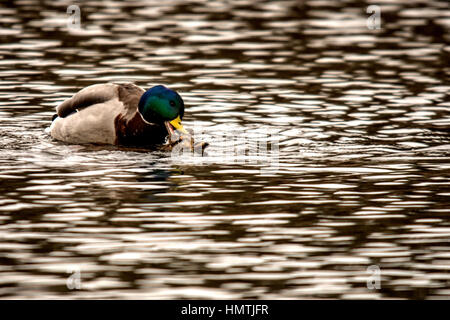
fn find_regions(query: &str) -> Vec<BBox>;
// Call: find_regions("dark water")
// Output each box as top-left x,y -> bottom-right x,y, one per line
0,0 -> 449,299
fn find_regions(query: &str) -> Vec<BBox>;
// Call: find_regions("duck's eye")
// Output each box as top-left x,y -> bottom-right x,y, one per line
169,100 -> 176,107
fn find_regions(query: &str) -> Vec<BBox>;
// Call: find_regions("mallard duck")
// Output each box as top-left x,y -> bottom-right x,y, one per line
48,83 -> 193,148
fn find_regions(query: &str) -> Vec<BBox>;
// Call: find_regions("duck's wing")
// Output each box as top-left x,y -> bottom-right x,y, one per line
56,83 -> 133,118
116,83 -> 145,118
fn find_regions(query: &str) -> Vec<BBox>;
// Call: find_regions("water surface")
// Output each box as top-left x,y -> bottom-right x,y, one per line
0,0 -> 449,299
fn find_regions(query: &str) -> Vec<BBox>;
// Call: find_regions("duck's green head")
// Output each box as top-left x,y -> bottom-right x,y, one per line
138,85 -> 187,134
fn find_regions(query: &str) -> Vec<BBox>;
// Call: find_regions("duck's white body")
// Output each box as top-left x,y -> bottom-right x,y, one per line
50,99 -> 125,145
49,84 -> 127,144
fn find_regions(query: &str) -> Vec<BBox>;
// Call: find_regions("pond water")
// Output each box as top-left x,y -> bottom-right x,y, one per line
0,0 -> 449,299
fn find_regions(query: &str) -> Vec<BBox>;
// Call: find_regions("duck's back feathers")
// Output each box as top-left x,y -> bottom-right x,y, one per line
49,83 -> 167,147
56,83 -> 118,118
117,83 -> 145,118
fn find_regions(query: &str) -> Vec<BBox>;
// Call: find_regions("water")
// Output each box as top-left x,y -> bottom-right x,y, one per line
0,0 -> 449,299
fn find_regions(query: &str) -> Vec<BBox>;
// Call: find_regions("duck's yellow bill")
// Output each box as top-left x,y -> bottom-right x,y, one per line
169,116 -> 188,135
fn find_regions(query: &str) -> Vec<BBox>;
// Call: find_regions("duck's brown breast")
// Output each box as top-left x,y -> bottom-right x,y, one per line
114,112 -> 168,147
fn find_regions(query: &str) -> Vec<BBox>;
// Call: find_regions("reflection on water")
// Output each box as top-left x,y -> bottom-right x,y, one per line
0,0 -> 449,299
